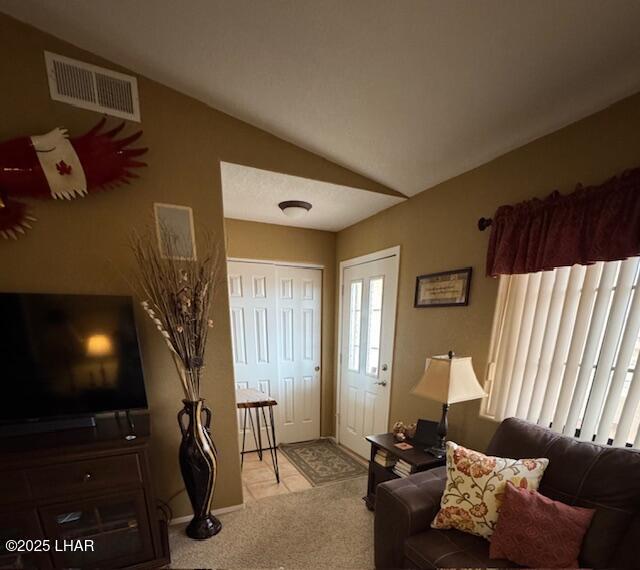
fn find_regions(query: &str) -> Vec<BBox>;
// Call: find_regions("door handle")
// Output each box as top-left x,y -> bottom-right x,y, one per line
315,366 -> 320,371
375,380 -> 387,386
381,364 -> 388,371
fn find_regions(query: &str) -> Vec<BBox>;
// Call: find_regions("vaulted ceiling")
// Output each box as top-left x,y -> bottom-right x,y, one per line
3,0 -> 640,198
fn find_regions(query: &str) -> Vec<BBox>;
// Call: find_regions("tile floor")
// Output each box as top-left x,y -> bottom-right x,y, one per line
241,448 -> 312,502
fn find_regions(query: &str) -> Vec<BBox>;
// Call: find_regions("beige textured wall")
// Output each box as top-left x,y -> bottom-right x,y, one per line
224,218 -> 336,435
337,92 -> 640,452
0,14 -> 385,517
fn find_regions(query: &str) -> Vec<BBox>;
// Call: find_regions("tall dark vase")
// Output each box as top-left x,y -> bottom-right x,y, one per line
177,398 -> 222,539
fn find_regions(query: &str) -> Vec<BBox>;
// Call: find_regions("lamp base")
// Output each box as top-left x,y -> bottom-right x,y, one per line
425,446 -> 446,459
425,403 -> 450,460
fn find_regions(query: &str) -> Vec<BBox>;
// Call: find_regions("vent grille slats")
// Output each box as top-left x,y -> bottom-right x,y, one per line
53,60 -> 96,103
95,73 -> 135,114
45,51 -> 140,122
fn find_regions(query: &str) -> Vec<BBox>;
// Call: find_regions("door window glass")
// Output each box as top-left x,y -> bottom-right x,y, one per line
348,280 -> 363,371
366,277 -> 384,376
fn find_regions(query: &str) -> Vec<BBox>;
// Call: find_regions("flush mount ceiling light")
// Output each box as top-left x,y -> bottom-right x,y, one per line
278,200 -> 312,219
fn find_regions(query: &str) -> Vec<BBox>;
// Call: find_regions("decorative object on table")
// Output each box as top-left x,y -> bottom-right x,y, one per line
364,433 -> 445,511
130,226 -> 222,540
391,421 -> 403,440
236,388 -> 280,483
154,203 -> 197,260
411,351 -> 486,458
279,439 -> 367,486
0,118 -> 147,240
489,481 -> 595,568
431,441 -> 549,539
391,420 -> 416,441
414,267 -> 472,307
392,431 -> 405,442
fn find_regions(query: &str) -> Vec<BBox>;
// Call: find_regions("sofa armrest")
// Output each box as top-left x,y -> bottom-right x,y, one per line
374,466 -> 446,570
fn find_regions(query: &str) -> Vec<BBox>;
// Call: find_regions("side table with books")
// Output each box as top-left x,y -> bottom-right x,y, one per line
364,433 -> 446,511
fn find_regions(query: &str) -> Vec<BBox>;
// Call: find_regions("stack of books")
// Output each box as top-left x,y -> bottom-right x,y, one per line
392,459 -> 413,478
374,449 -> 396,469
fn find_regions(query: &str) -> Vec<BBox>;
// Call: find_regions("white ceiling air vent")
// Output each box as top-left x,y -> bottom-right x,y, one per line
44,51 -> 141,122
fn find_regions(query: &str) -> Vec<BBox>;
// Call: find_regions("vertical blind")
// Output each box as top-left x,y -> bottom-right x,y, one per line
482,257 -> 640,447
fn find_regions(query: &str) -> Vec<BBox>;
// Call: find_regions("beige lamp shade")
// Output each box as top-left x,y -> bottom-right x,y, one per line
411,354 -> 486,405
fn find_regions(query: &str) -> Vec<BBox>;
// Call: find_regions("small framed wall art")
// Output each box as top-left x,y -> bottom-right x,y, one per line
414,267 -> 472,308
154,203 -> 197,260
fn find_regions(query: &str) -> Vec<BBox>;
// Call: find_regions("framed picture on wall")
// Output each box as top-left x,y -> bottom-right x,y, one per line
414,267 -> 472,308
153,203 -> 197,261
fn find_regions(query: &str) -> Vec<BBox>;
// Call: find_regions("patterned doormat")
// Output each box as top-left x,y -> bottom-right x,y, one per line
279,439 -> 367,486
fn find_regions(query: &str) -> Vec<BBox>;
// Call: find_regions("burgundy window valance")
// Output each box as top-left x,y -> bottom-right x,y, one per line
486,168 -> 640,277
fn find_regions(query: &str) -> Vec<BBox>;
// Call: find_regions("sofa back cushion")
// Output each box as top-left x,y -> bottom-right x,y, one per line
486,418 -> 640,568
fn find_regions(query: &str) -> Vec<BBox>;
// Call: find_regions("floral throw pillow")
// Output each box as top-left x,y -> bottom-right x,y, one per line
431,441 -> 549,539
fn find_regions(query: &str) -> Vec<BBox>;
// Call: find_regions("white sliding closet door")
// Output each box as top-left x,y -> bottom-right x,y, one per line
228,261 -> 322,447
275,265 -> 322,443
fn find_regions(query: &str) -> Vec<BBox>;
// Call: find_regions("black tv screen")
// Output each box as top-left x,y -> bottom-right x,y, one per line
0,293 -> 148,422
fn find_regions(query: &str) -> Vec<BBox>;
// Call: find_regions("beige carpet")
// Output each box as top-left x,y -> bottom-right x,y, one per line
169,476 -> 373,569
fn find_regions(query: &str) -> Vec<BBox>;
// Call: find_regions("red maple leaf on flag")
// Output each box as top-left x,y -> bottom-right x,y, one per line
56,160 -> 72,175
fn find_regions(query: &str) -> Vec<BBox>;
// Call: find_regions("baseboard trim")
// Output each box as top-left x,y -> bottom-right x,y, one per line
170,503 -> 245,526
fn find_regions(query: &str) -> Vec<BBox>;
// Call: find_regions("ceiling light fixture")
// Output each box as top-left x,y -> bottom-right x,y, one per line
278,200 -> 312,219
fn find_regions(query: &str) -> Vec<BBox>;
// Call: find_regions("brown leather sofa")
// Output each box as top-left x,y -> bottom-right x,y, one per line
374,417 -> 640,569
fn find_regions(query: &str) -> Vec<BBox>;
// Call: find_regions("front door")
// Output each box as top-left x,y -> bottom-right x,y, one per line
339,252 -> 399,458
228,261 -> 322,447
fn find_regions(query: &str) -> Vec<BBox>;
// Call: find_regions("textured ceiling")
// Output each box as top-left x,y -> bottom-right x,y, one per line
220,163 -> 404,231
3,1 -> 640,196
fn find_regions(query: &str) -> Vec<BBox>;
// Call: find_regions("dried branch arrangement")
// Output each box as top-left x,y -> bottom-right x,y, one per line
130,227 -> 221,401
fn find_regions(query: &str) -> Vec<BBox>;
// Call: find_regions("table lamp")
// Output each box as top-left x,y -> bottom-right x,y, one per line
411,351 -> 486,458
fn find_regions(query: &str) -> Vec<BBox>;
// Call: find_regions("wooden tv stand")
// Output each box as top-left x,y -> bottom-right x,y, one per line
0,414 -> 170,569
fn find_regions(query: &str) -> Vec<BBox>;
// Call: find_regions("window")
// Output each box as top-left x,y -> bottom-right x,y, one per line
348,280 -> 363,371
482,258 -> 640,448
366,276 -> 384,376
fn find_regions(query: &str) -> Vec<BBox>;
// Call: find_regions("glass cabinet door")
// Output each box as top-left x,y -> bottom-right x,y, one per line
0,510 -> 52,569
40,490 -> 153,569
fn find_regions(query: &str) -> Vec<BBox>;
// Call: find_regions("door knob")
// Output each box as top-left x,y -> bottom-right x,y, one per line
381,364 -> 388,371
315,366 -> 320,371
375,380 -> 387,386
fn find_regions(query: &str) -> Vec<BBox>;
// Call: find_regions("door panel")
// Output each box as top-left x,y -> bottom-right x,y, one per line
228,262 -> 279,451
276,266 -> 322,443
228,261 -> 322,446
339,254 -> 399,458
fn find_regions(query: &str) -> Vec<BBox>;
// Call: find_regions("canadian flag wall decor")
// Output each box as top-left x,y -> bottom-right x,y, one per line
0,118 -> 147,240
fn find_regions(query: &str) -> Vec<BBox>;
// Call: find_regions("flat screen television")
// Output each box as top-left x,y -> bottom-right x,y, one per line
0,292 -> 148,424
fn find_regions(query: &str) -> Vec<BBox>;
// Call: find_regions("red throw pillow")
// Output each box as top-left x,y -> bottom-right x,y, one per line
490,481 -> 595,568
